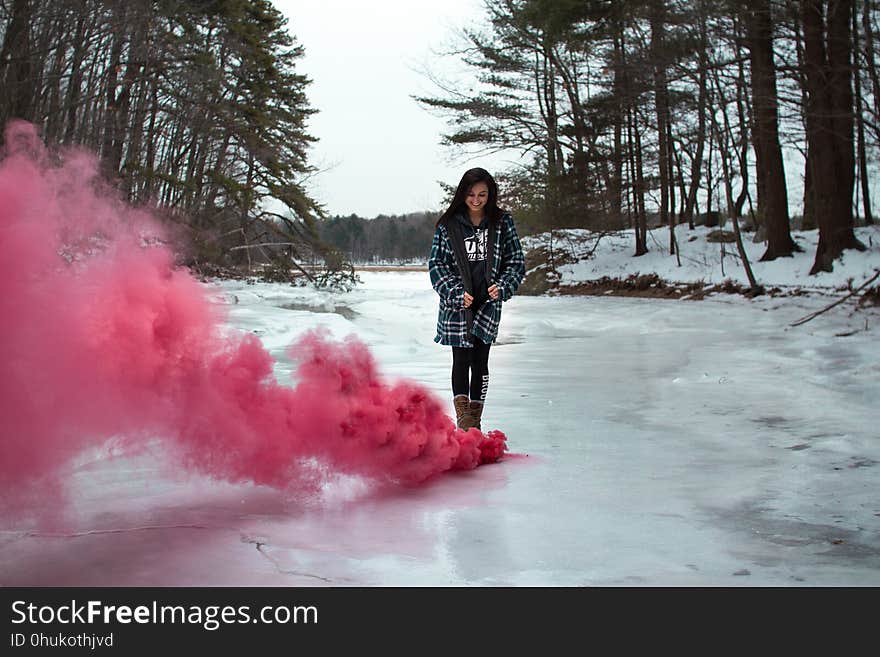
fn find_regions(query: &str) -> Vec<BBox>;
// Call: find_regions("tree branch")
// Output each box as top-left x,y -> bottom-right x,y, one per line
789,269 -> 880,327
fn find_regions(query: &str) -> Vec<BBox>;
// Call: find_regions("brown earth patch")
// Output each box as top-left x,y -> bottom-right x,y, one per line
858,285 -> 880,307
705,229 -> 737,243
556,273 -> 773,299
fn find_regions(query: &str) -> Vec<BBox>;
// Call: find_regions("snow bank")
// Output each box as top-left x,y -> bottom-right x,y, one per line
521,225 -> 880,293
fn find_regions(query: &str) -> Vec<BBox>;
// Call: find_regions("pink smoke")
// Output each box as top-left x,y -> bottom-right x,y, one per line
0,122 -> 506,514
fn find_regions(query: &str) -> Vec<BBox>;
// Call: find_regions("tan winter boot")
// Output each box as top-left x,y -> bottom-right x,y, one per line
468,400 -> 484,431
453,395 -> 471,430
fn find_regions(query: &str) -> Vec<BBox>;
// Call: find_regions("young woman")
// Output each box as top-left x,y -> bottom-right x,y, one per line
428,168 -> 526,431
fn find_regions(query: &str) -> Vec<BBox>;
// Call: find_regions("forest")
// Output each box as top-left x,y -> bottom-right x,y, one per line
1,0 -> 877,276
418,0 -> 877,275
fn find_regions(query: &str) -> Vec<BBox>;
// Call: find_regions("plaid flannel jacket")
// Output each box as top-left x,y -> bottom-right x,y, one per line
428,212 -> 526,347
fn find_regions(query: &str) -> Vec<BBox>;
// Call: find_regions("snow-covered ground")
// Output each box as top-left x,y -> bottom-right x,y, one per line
523,224 -> 880,294
2,247 -> 878,586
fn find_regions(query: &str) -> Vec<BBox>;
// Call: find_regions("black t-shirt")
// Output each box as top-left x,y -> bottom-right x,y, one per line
459,215 -> 489,308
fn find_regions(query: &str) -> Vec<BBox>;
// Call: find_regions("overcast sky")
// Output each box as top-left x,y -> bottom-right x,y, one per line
274,0 -> 517,218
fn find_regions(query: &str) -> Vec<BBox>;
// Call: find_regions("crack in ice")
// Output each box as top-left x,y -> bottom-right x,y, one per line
240,534 -> 334,583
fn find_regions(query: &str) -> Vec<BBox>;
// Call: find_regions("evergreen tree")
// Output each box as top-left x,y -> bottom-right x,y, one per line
0,0 -> 344,282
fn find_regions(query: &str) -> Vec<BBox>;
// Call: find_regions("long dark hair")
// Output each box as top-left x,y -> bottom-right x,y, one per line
436,167 -> 504,226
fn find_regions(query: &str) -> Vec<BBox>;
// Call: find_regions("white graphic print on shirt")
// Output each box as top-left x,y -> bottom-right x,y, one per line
464,228 -> 487,262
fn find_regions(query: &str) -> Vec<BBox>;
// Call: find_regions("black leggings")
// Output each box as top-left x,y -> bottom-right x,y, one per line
451,338 -> 491,401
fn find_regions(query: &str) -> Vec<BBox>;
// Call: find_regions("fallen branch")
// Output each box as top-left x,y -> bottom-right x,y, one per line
228,241 -> 299,251
789,269 -> 880,327
586,231 -> 612,258
731,212 -> 761,293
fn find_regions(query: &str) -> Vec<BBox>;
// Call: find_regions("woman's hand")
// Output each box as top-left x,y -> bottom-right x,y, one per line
488,284 -> 500,301
463,292 -> 474,308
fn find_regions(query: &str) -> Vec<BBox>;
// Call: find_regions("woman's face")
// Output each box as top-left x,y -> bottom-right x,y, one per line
466,182 -> 489,214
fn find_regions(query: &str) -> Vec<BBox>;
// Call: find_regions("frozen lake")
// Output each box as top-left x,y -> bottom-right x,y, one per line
2,271 -> 878,586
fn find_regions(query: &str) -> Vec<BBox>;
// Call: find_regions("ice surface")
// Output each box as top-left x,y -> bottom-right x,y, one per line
2,269 -> 879,586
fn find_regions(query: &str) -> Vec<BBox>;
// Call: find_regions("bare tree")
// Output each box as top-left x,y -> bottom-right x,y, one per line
743,0 -> 801,259
853,0 -> 874,224
801,0 -> 866,274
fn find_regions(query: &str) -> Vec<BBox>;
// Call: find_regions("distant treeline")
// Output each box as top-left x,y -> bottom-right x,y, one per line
315,208 -> 746,265
316,212 -> 439,264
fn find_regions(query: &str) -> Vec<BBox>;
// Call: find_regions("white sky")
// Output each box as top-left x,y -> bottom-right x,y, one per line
274,0 -> 519,218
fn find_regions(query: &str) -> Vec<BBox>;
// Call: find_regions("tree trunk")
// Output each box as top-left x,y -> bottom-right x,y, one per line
705,106 -> 715,218
80,23 -> 110,145
142,65 -> 160,200
792,2 -> 818,230
684,1 -> 708,228
42,18 -> 67,143
547,45 -> 589,208
802,0 -> 866,274
673,134 -> 688,225
611,28 -> 625,225
634,107 -> 649,254
862,0 -> 880,121
853,0 -> 874,224
803,146 -> 817,229
666,118 -> 677,256
744,0 -> 800,260
102,4 -> 130,174
710,74 -> 736,228
0,0 -> 35,126
650,0 -> 671,233
534,42 -> 563,226
62,5 -> 89,144
733,31 -> 751,220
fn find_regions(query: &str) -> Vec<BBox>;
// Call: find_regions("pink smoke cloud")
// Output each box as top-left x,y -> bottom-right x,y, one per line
0,121 -> 506,516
